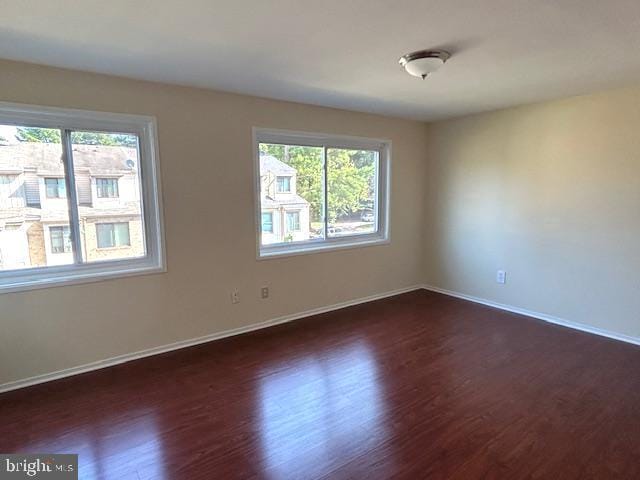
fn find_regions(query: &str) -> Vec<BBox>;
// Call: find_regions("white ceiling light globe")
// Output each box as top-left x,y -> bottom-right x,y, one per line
399,50 -> 451,79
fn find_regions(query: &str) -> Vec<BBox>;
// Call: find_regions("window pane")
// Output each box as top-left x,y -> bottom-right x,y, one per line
327,148 -> 378,238
49,226 -> 72,254
0,124 -> 73,270
96,178 -> 119,198
286,211 -> 300,231
45,178 -> 66,198
259,143 -> 323,245
70,131 -> 145,262
261,212 -> 273,233
114,222 -> 130,246
96,224 -> 114,248
276,176 -> 291,193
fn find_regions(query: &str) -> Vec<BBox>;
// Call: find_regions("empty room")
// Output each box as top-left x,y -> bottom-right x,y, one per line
1,1 -> 639,478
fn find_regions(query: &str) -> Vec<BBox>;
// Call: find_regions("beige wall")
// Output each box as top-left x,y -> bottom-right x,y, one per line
424,86 -> 640,339
0,59 -> 428,386
4,57 -> 640,389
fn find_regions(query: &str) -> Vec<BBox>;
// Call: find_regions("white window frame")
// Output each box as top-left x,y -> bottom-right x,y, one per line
0,101 -> 166,293
253,128 -> 391,259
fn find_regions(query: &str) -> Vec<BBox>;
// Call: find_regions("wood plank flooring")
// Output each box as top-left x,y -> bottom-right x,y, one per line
1,290 -> 640,479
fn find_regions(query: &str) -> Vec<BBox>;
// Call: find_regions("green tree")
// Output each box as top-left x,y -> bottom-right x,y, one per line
111,134 -> 138,148
259,143 -> 375,223
260,143 -> 325,221
327,149 -> 375,222
15,127 -> 137,147
15,127 -> 61,143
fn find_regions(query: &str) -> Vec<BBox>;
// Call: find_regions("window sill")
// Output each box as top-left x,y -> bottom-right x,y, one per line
258,235 -> 390,260
0,259 -> 165,294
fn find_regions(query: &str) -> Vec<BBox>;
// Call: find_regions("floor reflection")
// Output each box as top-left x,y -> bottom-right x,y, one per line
258,340 -> 387,477
16,407 -> 166,480
78,410 -> 166,480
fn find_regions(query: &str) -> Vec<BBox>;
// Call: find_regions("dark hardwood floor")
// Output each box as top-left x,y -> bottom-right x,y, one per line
2,289 -> 640,479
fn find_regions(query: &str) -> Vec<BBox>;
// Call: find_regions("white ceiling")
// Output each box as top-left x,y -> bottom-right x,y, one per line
2,0 -> 640,121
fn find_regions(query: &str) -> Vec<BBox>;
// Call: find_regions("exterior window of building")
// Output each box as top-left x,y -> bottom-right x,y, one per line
286,211 -> 300,232
96,178 -> 119,198
49,226 -> 72,254
261,212 -> 273,233
0,103 -> 165,293
45,178 -> 66,198
256,129 -> 390,258
276,176 -> 291,193
96,223 -> 131,248
0,175 -> 24,209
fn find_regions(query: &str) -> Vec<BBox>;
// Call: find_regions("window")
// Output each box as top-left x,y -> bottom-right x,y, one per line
255,128 -> 389,258
45,178 -> 66,198
0,101 -> 165,293
49,226 -> 72,254
286,211 -> 300,232
261,212 -> 274,233
0,175 -> 23,209
96,178 -> 119,198
276,176 -> 291,193
96,223 -> 130,248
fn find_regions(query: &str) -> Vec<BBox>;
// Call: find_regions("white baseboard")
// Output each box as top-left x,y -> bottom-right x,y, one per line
0,285 -> 422,394
5,283 -> 636,394
422,284 -> 640,347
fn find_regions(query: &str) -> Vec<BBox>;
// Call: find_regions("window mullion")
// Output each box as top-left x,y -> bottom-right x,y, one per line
60,129 -> 84,264
322,145 -> 328,240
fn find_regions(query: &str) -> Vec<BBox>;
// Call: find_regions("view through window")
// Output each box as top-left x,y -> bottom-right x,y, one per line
0,125 -> 146,271
257,131 -> 388,256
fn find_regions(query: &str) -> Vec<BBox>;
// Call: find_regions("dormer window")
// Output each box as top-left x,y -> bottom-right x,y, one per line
96,178 -> 119,198
45,178 -> 66,198
276,176 -> 291,193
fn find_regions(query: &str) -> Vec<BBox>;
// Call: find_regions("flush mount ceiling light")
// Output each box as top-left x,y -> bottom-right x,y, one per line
399,49 -> 451,79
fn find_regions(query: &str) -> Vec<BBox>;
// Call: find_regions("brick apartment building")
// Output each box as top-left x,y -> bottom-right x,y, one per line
0,141 -> 145,270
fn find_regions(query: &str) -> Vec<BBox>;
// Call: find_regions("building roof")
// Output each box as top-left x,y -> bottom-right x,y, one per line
260,155 -> 296,176
0,142 -> 138,175
259,154 -> 309,207
0,142 -> 141,226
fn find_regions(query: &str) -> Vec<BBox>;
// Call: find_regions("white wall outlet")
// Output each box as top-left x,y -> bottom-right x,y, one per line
496,270 -> 507,284
261,286 -> 269,299
231,289 -> 240,304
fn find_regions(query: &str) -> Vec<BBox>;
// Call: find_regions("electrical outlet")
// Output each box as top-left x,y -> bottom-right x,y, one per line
261,286 -> 269,299
496,270 -> 507,284
231,289 -> 240,304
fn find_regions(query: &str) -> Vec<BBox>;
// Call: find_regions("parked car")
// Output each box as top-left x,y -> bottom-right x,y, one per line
361,210 -> 374,222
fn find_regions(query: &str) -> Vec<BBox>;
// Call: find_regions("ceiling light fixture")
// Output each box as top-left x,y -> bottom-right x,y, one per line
399,49 -> 451,79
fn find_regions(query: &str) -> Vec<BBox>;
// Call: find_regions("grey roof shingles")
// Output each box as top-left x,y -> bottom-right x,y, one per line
0,142 -> 138,174
260,155 -> 296,176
